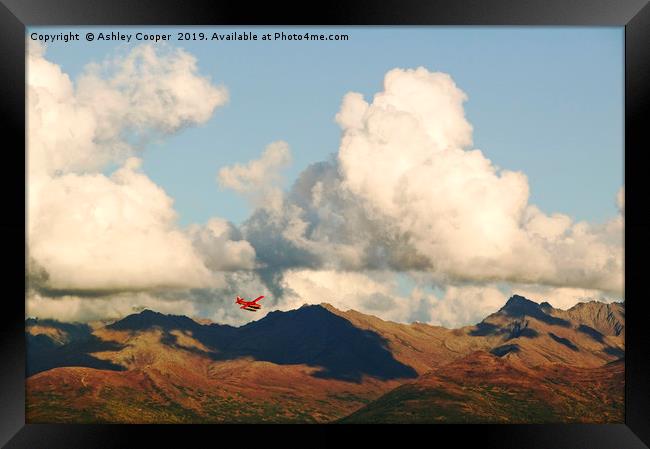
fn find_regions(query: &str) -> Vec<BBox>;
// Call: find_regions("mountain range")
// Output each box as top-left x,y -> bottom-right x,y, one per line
25,295 -> 624,423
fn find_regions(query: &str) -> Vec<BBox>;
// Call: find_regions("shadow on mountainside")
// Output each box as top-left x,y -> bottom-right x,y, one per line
219,305 -> 418,382
106,306 -> 418,383
26,320 -> 126,376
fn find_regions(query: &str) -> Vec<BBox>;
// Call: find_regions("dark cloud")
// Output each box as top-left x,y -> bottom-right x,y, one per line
241,157 -> 432,276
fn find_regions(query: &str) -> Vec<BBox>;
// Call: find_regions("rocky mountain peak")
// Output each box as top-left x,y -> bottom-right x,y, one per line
500,295 -> 543,314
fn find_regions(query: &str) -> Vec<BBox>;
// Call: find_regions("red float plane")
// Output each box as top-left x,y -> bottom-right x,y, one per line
236,295 -> 265,312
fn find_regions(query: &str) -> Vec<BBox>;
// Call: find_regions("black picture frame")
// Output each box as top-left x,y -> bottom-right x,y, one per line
1,0 -> 648,447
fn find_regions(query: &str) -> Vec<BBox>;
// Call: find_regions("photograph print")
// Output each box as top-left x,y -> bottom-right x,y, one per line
25,26 -> 624,423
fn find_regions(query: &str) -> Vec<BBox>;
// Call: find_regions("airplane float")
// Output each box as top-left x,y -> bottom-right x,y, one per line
236,295 -> 264,312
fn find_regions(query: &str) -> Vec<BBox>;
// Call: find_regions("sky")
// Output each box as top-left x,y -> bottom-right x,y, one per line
25,26 -> 624,327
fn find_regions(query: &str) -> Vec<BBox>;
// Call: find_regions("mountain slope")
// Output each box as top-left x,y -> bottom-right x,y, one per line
99,305 -> 418,382
561,301 -> 625,337
27,322 -> 404,423
27,305 -> 418,423
26,319 -> 126,376
341,352 -> 624,423
461,295 -> 624,367
26,296 -> 625,423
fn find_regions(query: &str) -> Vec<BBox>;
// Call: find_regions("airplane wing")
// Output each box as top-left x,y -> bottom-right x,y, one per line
240,304 -> 249,309
252,295 -> 265,303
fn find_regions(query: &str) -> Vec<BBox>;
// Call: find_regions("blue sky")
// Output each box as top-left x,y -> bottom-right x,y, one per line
30,26 -> 624,227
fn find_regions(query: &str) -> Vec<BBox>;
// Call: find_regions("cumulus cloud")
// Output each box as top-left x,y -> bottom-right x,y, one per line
507,284 -> 621,310
26,290 -> 200,323
188,218 -> 256,271
27,44 -> 242,297
242,67 -> 623,301
27,48 -> 624,327
416,282 -> 622,328
28,158 -> 216,293
273,267 -> 623,328
26,269 -> 276,326
77,45 -> 228,137
278,269 -> 413,322
217,141 -> 291,210
424,285 -> 508,328
27,42 -> 228,178
241,158 -> 431,276
333,67 -> 622,294
181,271 -> 273,325
278,270 -> 511,328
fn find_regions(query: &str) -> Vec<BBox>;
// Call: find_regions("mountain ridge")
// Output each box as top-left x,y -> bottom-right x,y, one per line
26,295 -> 625,424
26,295 -> 623,331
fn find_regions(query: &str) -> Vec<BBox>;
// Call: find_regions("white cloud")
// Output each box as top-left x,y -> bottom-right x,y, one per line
28,158 -> 216,292
25,270 -> 274,326
27,42 -> 228,179
220,67 -> 624,324
279,270 -> 508,328
424,285 -> 507,328
239,67 -> 623,300
277,268 -> 623,328
188,218 -> 257,271
524,206 -> 572,240
77,45 -> 228,138
27,49 -> 624,326
28,42 -> 108,178
280,269 -> 412,322
26,291 -> 199,323
27,44 -> 242,296
507,284 -> 621,310
334,67 -> 623,294
217,141 -> 291,211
